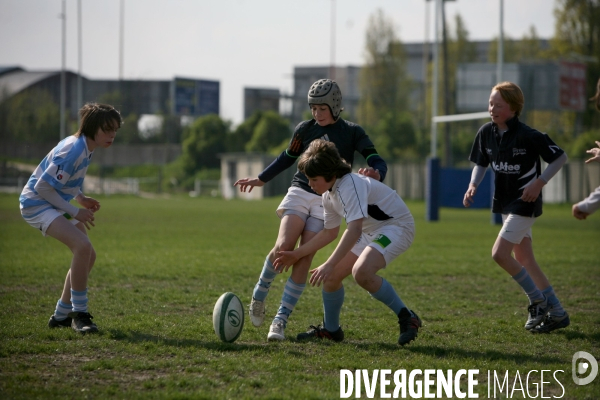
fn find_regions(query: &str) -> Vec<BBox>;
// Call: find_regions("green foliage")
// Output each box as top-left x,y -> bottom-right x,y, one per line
371,111 -> 418,160
0,88 -> 60,143
117,113 -> 143,144
228,111 -> 264,152
567,129 -> 600,159
550,0 -> 600,131
181,114 -> 231,173
245,111 -> 291,155
0,195 -> 598,399
359,9 -> 412,129
359,9 -> 419,160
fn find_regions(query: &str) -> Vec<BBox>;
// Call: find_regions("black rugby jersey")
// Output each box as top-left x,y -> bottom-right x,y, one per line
468,116 -> 564,217
259,118 -> 387,195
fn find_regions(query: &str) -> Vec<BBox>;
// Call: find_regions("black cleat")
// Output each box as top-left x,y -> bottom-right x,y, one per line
398,308 -> 422,346
297,324 -> 344,342
531,312 -> 570,334
48,315 -> 72,328
69,312 -> 98,333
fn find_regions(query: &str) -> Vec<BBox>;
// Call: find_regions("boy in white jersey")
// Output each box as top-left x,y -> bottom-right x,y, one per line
274,139 -> 422,345
19,103 -> 122,333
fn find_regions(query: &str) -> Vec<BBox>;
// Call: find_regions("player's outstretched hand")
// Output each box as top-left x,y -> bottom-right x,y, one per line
358,167 -> 381,181
463,185 -> 477,208
75,208 -> 96,230
233,177 -> 265,193
78,195 -> 101,212
309,263 -> 334,287
273,251 -> 298,273
572,204 -> 589,220
585,141 -> 600,164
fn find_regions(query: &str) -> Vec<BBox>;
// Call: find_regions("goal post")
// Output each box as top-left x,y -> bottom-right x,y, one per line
426,111 -> 502,224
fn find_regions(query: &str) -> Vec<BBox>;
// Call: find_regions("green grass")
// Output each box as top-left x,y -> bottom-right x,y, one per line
0,194 -> 599,399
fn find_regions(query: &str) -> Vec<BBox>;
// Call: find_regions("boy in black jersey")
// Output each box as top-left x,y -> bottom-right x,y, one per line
463,82 -> 569,334
234,79 -> 388,341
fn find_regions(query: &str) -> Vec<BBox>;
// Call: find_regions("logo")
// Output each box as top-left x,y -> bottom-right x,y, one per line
373,234 -> 391,248
572,351 -> 598,385
549,145 -> 561,154
228,309 -> 241,327
492,161 -> 521,174
513,148 -> 526,156
55,165 -> 65,180
486,148 -> 493,155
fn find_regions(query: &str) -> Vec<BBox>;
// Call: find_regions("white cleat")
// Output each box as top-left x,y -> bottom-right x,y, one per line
267,321 -> 285,341
249,298 -> 266,327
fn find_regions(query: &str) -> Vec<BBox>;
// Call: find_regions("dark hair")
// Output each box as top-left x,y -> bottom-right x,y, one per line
76,103 -> 122,139
492,82 -> 524,116
590,78 -> 600,112
297,139 -> 352,182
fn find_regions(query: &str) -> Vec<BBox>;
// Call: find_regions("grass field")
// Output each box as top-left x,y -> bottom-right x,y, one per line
0,193 -> 599,399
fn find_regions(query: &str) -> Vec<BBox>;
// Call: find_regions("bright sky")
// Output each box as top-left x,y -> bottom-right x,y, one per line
0,0 -> 555,126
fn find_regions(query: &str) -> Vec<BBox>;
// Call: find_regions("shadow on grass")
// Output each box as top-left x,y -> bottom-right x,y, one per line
398,344 -> 564,364
105,329 -> 303,355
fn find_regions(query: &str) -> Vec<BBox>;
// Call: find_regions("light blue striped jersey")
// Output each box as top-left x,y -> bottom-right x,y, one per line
19,135 -> 93,217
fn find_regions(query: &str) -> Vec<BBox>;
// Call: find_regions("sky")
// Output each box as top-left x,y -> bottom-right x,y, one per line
0,0 -> 556,126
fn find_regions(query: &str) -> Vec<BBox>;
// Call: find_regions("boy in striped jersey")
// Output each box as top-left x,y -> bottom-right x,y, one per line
20,103 -> 122,333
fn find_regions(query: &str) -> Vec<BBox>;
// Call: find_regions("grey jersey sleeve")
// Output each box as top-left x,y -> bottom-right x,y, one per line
35,179 -> 80,217
540,152 -> 568,183
470,164 -> 487,187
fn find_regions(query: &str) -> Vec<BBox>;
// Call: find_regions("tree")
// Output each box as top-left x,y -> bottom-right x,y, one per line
358,9 -> 415,160
0,89 -> 60,143
245,111 -> 291,155
180,114 -> 230,173
550,0 -> 600,130
227,111 -> 264,152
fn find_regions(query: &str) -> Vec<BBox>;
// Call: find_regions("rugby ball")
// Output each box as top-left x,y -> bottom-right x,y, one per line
213,292 -> 244,343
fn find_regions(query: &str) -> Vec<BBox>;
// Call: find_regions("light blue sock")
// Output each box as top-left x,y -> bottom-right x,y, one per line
273,277 -> 305,326
542,286 -> 565,316
370,278 -> 406,316
253,257 -> 277,302
323,286 -> 344,332
512,268 -> 544,304
70,288 -> 88,313
53,299 -> 72,321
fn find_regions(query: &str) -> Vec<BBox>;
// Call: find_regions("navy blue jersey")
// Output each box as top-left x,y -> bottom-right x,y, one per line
259,118 -> 387,194
468,116 -> 564,217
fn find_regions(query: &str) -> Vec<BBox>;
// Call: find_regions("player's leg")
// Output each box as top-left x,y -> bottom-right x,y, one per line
46,216 -> 98,333
296,251 -> 356,342
515,238 -> 569,333
492,214 -> 547,330
353,225 -> 420,345
250,213 -> 305,327
268,224 -> 318,341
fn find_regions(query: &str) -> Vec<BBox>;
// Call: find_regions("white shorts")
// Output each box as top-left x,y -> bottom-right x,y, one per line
499,213 -> 534,244
351,222 -> 415,266
276,186 -> 324,221
21,207 -> 79,236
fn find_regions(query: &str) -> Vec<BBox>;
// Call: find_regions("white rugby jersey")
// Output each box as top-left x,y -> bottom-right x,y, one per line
20,135 -> 93,217
322,173 -> 413,233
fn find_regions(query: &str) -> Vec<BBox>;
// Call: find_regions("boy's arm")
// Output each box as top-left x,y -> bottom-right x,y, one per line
34,179 -> 79,216
273,226 -> 340,271
322,219 -> 363,268
309,219 -> 363,286
522,152 -> 568,202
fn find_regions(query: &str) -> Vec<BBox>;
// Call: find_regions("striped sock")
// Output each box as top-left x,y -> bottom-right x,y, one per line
369,278 -> 406,315
542,286 -> 565,316
273,277 -> 306,326
512,268 -> 544,304
53,299 -> 72,321
253,258 -> 277,302
323,286 -> 345,332
70,288 -> 88,313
